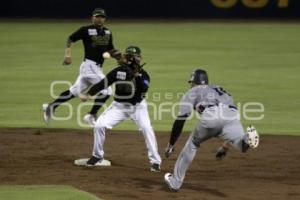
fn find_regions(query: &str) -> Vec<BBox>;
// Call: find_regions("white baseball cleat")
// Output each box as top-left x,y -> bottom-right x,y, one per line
246,125 -> 259,148
83,114 -> 96,127
164,173 -> 179,191
42,103 -> 51,125
74,157 -> 111,167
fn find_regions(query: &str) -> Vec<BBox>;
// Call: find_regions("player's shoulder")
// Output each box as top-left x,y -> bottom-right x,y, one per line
191,85 -> 209,92
113,65 -> 132,75
75,25 -> 92,33
209,84 -> 220,89
80,25 -> 92,30
115,65 -> 130,71
140,69 -> 150,78
117,66 -> 134,80
110,65 -> 126,73
183,85 -> 208,98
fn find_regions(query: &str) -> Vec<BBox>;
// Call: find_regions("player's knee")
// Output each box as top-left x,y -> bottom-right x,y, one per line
139,123 -> 153,133
69,87 -> 80,97
100,87 -> 112,96
94,120 -> 106,129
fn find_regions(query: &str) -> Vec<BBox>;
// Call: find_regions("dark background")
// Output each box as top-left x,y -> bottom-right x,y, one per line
0,0 -> 299,19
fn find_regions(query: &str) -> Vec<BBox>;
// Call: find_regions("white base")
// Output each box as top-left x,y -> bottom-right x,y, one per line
74,158 -> 111,166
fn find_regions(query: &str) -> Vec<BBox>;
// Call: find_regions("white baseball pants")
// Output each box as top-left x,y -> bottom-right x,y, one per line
92,100 -> 162,165
69,59 -> 112,96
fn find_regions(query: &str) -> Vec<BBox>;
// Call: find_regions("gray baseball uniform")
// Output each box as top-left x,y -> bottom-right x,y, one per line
168,84 -> 248,190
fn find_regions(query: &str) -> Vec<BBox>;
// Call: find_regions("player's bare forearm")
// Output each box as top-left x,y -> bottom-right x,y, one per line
63,39 -> 74,65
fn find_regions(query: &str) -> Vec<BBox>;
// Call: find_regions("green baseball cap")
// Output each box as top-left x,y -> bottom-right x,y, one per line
92,8 -> 106,17
125,46 -> 141,56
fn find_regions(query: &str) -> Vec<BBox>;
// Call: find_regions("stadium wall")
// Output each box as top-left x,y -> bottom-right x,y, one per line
0,0 -> 299,18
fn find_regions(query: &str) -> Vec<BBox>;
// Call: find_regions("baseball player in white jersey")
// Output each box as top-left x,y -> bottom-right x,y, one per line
75,46 -> 162,172
164,69 -> 259,191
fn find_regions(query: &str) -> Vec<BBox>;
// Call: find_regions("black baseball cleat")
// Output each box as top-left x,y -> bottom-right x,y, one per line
150,163 -> 161,172
86,156 -> 103,166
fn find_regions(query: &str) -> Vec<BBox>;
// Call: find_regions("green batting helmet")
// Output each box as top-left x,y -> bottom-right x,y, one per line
125,46 -> 141,56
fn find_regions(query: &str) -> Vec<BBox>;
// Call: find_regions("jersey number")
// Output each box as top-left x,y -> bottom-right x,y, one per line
213,87 -> 231,96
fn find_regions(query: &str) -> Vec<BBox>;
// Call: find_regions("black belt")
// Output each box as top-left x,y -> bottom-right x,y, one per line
198,104 -> 237,113
84,59 -> 101,66
229,105 -> 237,110
207,104 -> 237,110
198,104 -> 216,112
207,105 -> 217,108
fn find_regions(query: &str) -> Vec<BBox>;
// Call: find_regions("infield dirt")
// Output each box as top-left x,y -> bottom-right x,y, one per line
0,128 -> 299,200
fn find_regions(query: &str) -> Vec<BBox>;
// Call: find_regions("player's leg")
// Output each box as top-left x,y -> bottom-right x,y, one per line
165,120 -> 218,190
55,62 -> 90,108
43,89 -> 75,123
89,101 -> 128,164
130,100 -> 161,171
219,120 -> 248,152
220,120 -> 259,153
43,62 -> 88,124
165,107 -> 222,190
84,64 -> 112,126
215,107 -> 259,160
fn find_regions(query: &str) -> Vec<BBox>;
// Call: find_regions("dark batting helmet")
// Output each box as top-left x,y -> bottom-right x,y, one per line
125,46 -> 141,56
124,46 -> 144,71
188,69 -> 209,85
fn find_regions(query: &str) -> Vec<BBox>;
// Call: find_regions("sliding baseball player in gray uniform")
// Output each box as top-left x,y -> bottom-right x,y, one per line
164,69 -> 259,191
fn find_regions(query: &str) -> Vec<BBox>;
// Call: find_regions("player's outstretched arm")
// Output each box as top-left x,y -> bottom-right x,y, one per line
63,38 -> 74,65
165,114 -> 189,158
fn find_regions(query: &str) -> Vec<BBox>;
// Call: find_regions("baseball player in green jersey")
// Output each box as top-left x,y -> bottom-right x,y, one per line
43,8 -> 121,126
74,46 -> 161,172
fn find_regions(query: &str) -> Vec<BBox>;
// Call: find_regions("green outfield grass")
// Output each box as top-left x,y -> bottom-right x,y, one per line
0,185 -> 100,200
0,20 -> 299,135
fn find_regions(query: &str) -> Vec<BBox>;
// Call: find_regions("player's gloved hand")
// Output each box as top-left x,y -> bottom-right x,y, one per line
165,144 -> 174,158
215,146 -> 228,160
63,56 -> 72,65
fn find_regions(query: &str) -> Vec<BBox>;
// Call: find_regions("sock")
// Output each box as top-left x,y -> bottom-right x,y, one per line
50,90 -> 75,111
